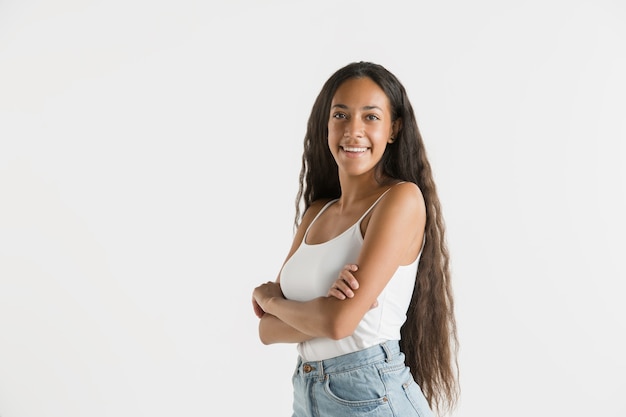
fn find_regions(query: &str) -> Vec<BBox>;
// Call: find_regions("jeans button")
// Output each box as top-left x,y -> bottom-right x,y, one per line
303,364 -> 315,373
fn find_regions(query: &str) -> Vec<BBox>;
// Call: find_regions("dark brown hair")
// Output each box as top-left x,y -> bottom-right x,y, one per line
294,61 -> 459,414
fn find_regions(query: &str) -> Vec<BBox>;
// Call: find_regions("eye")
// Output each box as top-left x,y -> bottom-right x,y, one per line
332,112 -> 347,119
366,114 -> 380,121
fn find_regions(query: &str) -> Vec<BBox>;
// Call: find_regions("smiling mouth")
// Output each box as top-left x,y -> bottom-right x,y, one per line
341,146 -> 368,153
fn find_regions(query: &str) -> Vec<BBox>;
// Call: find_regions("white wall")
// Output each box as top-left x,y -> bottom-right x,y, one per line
1,1 -> 625,416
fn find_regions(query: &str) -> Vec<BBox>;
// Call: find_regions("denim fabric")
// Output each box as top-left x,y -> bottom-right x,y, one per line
291,341 -> 433,417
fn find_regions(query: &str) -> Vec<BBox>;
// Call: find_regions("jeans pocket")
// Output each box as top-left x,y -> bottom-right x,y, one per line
324,367 -> 388,407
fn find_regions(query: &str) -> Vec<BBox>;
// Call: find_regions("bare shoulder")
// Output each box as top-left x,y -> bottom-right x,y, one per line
378,181 -> 425,214
298,198 -> 335,232
364,182 -> 425,234
362,182 -> 426,265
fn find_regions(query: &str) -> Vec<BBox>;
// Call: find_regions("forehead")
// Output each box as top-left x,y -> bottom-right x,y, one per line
331,77 -> 390,109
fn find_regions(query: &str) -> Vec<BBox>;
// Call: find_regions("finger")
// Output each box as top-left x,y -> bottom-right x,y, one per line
339,281 -> 355,297
339,271 -> 359,290
252,298 -> 264,318
327,287 -> 347,300
332,280 -> 354,298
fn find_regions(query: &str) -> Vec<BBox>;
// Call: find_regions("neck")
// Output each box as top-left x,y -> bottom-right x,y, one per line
336,172 -> 388,208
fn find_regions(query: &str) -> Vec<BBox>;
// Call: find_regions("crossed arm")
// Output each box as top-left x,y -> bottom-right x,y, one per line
251,183 -> 425,345
252,264 -> 362,344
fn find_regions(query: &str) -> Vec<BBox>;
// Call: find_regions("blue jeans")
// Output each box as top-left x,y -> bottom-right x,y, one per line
291,341 -> 434,417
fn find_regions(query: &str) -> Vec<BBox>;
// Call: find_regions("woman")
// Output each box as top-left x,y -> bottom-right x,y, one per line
252,61 -> 458,416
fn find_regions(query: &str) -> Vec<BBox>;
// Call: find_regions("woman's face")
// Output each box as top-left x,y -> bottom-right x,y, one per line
327,77 -> 397,179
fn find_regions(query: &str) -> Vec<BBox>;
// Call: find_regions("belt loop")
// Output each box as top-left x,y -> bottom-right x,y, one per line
381,342 -> 392,362
318,360 -> 325,381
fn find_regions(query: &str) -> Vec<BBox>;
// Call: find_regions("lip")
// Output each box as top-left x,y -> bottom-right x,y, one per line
340,145 -> 369,152
340,145 -> 369,158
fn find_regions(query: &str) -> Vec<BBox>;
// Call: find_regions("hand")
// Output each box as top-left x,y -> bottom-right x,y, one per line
252,297 -> 265,319
252,281 -> 284,315
327,264 -> 378,309
327,264 -> 359,299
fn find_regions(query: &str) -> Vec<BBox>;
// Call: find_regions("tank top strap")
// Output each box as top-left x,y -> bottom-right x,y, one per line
356,181 -> 406,225
302,198 -> 339,239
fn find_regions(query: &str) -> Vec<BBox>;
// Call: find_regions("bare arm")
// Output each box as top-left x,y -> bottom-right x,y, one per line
254,183 -> 426,340
255,263 -> 373,344
257,314 -> 313,344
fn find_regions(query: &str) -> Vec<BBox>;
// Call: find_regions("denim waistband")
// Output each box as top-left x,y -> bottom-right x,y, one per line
295,340 -> 400,378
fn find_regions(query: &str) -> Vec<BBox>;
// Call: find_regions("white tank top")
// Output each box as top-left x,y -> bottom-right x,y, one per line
280,189 -> 420,361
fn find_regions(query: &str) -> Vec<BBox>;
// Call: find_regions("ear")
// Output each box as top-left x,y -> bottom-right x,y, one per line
389,118 -> 402,143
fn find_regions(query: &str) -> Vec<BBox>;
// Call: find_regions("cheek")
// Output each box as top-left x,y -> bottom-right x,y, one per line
369,130 -> 386,145
327,125 -> 342,144
327,121 -> 341,134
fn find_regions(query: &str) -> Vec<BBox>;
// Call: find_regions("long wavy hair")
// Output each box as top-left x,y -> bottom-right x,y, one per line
294,61 -> 459,415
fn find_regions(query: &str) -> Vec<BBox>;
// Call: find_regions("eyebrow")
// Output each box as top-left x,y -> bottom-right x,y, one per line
331,104 -> 384,111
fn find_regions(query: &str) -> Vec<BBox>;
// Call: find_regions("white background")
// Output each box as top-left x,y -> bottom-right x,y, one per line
1,1 -> 625,416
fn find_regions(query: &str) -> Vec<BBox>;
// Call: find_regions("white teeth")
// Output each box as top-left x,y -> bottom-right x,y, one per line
343,146 -> 367,153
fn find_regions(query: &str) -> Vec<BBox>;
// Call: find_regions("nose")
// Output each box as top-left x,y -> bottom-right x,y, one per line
345,116 -> 364,138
